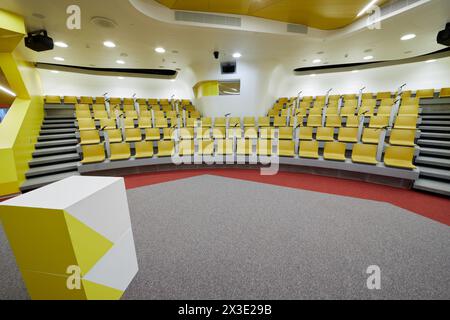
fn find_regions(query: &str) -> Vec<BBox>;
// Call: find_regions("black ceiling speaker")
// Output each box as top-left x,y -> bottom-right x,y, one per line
437,23 -> 450,47
221,61 -> 236,74
25,30 -> 54,52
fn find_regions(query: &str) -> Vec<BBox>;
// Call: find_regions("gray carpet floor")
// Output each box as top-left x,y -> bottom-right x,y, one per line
1,174 -> 449,299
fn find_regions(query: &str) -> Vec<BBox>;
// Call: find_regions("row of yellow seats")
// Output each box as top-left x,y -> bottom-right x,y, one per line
75,103 -> 196,113
75,110 -> 201,121
79,126 -> 415,149
80,140 -> 416,170
46,95 -> 192,105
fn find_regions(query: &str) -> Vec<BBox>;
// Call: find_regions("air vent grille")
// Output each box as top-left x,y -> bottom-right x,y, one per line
175,11 -> 241,27
380,0 -> 421,16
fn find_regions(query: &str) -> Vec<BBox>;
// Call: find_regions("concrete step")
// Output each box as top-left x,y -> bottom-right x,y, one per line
20,171 -> 80,192
38,133 -> 77,141
414,178 -> 450,197
45,116 -> 76,120
418,126 -> 450,132
35,139 -> 79,149
419,166 -> 450,181
420,120 -> 450,126
419,132 -> 450,140
43,119 -> 76,125
420,115 -> 450,120
419,147 -> 450,157
41,123 -> 76,129
40,128 -> 77,135
25,162 -> 79,178
33,145 -> 78,157
415,156 -> 450,168
29,153 -> 80,168
417,139 -> 450,148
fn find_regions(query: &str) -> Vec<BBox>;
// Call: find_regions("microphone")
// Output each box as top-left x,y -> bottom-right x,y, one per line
225,113 -> 231,117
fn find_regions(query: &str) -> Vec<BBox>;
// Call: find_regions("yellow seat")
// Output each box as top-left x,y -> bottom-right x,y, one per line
95,97 -> 105,104
185,118 -> 199,128
273,116 -> 287,127
150,104 -> 160,111
345,115 -> 360,128
157,141 -> 175,157
389,129 -> 416,147
140,110 -> 152,118
260,127 -> 275,139
134,141 -> 154,159
401,91 -> 412,98
213,127 -> 226,139
199,140 -> 214,155
439,88 -> 450,98
244,117 -> 256,127
326,115 -> 342,128
123,98 -> 134,105
166,111 -> 177,118
344,94 -> 357,100
123,118 -> 135,129
298,127 -> 313,140
338,127 -> 358,143
105,129 -> 122,143
323,142 -> 346,161
237,139 -> 252,155
216,139 -> 234,155
358,105 -> 375,116
93,110 -> 109,120
394,116 -> 417,129
138,117 -> 152,129
137,98 -> 147,105
153,110 -> 165,118
124,110 -> 138,119
344,99 -> 358,107
307,115 -> 322,127
229,117 -> 241,127
362,128 -> 382,144
258,117 -> 271,127
78,119 -> 96,131
75,104 -> 90,112
328,95 -> 340,102
214,117 -> 226,127
279,127 -> 293,140
125,128 -> 142,142
384,146 -> 416,169
268,109 -> 279,117
377,92 -> 392,100
145,128 -> 160,141
190,111 -> 201,118
110,143 -> 131,161
361,99 -> 376,107
316,127 -> 335,141
351,144 -> 378,165
257,139 -> 272,156
148,99 -> 158,105
200,117 -> 212,127
401,97 -> 419,105
123,104 -> 135,112
377,106 -> 392,117
100,118 -> 116,130
380,98 -> 395,106
326,107 -> 339,116
180,127 -> 194,140
289,115 -> 304,127
154,117 -> 168,128
340,106 -> 356,117
299,141 -> 319,159
76,110 -> 92,119
309,108 -> 323,116
45,95 -> 61,104
109,97 -> 122,105
92,104 -> 106,112
79,130 -> 100,145
415,89 -> 434,99
81,144 -> 105,164
178,140 -> 195,156
362,93 -> 374,99
369,116 -> 389,129
160,98 -> 169,105
278,140 -> 295,157
398,105 -> 419,116
163,128 -> 176,140
80,96 -> 94,104
138,104 -> 149,113
199,127 -> 211,139
312,101 -> 324,109
244,127 -> 258,139
228,127 -> 242,139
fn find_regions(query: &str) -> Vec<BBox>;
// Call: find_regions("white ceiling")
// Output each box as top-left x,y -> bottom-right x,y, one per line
1,0 -> 449,74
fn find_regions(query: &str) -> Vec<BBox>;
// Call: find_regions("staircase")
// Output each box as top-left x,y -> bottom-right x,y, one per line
20,105 -> 80,192
414,99 -> 450,197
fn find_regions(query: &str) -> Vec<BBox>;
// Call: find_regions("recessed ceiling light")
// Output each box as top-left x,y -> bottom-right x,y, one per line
425,59 -> 436,63
357,0 -> 379,17
0,85 -> 16,97
363,55 -> 374,60
232,52 -> 242,58
352,70 -> 359,73
53,57 -> 64,61
312,59 -> 321,64
54,41 -> 68,48
117,77 -> 124,80
116,60 -> 125,64
310,74 -> 316,77
155,47 -> 166,53
51,70 -> 59,74
171,79 -> 176,82
401,34 -> 416,41
103,41 -> 116,48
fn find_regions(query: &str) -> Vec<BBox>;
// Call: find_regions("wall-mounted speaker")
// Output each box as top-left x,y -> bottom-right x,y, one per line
221,61 -> 236,74
437,23 -> 450,47
24,30 -> 54,52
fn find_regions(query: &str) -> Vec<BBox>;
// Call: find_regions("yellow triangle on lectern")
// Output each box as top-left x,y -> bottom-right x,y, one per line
64,212 -> 114,276
82,279 -> 124,300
